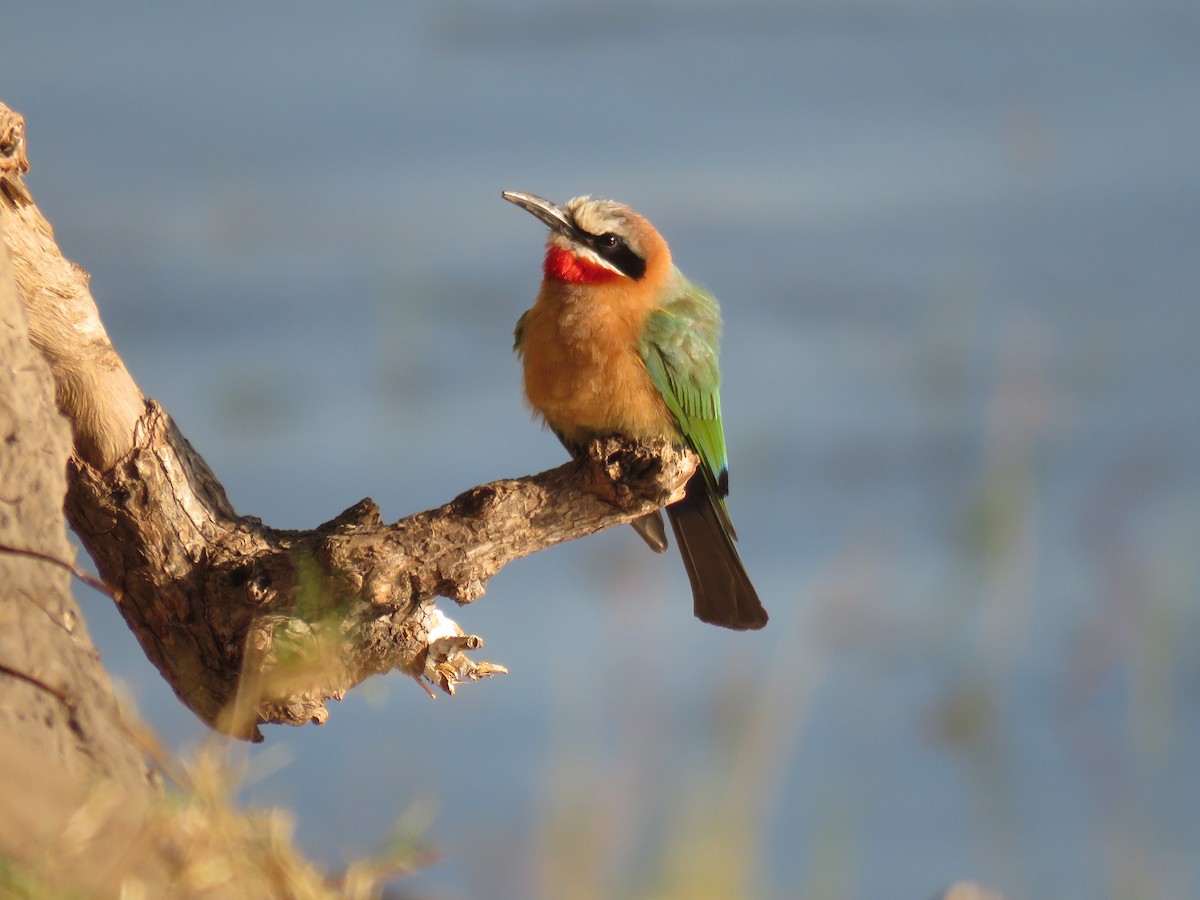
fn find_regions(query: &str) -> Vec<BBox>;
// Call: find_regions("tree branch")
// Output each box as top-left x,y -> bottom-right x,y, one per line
0,105 -> 145,470
0,101 -> 696,741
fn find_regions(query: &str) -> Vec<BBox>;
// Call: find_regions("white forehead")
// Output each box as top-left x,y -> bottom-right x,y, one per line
564,195 -> 633,237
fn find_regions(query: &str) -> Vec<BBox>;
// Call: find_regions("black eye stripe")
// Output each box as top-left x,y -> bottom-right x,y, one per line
582,230 -> 646,280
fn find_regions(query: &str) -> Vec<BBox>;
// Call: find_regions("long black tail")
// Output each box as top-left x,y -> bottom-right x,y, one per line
667,474 -> 768,631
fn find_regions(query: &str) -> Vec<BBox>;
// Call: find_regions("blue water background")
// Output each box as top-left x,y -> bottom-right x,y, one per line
4,2 -> 1200,897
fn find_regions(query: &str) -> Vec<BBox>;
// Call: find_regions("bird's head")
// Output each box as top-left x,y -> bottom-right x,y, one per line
502,191 -> 671,287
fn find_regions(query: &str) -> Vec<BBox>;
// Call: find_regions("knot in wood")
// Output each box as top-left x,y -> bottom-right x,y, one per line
451,484 -> 498,518
323,498 -> 382,531
583,436 -> 678,509
224,562 -> 273,604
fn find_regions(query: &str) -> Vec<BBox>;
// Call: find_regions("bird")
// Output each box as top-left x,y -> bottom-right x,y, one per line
502,190 -> 767,631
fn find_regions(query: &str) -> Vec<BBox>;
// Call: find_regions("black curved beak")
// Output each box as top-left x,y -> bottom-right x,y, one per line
502,190 -> 576,237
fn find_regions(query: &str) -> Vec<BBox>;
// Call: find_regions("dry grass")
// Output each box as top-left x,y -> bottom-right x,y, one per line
0,717 -> 433,900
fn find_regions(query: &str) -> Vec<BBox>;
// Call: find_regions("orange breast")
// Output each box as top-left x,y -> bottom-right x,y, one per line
520,283 -> 676,446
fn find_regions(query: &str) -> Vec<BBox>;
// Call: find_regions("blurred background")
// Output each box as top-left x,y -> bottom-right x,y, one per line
4,2 -> 1199,897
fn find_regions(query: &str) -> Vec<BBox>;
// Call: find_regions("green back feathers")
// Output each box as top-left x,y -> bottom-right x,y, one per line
639,274 -> 735,533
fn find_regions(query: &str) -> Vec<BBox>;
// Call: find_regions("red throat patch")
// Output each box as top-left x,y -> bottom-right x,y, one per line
543,245 -> 621,284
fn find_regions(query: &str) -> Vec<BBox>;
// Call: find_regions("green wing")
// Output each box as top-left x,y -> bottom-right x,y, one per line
639,278 -> 736,534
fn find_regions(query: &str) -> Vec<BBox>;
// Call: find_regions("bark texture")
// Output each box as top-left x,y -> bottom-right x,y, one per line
0,144 -> 157,795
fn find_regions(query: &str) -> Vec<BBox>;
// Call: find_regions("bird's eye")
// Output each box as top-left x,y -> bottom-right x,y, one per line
597,233 -> 620,249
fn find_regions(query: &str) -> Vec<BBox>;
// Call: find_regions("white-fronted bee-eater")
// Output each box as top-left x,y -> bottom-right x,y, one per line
503,190 -> 767,631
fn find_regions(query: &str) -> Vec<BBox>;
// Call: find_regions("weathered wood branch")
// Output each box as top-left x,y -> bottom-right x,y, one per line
0,107 -> 144,471
67,404 -> 692,740
0,101 -> 696,741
